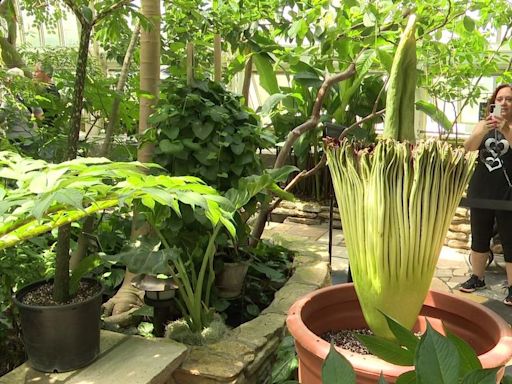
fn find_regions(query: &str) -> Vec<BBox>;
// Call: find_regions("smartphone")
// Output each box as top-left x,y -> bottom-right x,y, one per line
491,104 -> 502,118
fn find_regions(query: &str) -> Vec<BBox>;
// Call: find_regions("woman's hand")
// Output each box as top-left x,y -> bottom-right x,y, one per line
464,115 -> 498,151
474,115 -> 498,135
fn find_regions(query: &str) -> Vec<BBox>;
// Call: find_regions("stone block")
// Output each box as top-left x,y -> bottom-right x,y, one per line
274,207 -> 317,219
175,346 -> 244,382
283,217 -> 321,225
450,217 -> 469,225
446,239 -> 471,250
262,283 -> 325,316
279,201 -> 322,213
449,223 -> 471,233
455,207 -> 469,218
269,213 -> 287,223
446,230 -> 468,241
287,262 -> 330,286
318,211 -> 341,221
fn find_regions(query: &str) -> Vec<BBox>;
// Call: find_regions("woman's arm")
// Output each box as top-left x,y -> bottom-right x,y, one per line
464,115 -> 496,151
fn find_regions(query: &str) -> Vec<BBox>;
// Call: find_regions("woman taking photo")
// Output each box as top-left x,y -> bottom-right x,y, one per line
460,84 -> 512,305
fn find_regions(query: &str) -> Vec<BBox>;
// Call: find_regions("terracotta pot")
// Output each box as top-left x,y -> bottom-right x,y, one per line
215,261 -> 249,298
286,283 -> 512,383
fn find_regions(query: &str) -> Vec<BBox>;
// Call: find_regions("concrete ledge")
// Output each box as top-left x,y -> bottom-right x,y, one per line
1,330 -> 188,384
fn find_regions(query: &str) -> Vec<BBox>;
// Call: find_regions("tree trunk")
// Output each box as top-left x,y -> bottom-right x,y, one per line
214,34 -> 221,82
241,55 -> 252,105
54,24 -> 93,303
70,24 -> 141,270
138,0 -> 160,164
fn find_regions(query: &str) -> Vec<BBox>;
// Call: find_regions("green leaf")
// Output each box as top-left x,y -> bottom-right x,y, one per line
267,166 -> 298,183
271,343 -> 298,384
461,367 -> 501,384
501,374 -> 512,384
396,370 -> 416,384
70,254 -> 103,295
415,322 -> 459,384
321,343 -> 356,384
141,196 -> 155,211
377,46 -> 394,74
357,334 -> 414,366
446,330 -> 482,376
103,241 -> 180,275
463,16 -> 475,32
192,121 -> 215,141
288,19 -> 308,39
261,93 -> 289,116
231,143 -> 245,155
81,6 -> 93,23
415,100 -> 452,133
54,189 -> 84,210
382,312 -> 419,352
159,139 -> 185,154
253,53 -> 280,95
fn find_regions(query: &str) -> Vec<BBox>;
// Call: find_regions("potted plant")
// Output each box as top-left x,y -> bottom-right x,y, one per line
286,14 -> 512,383
320,314 -> 512,383
1,151 -> 235,372
106,168 -> 295,343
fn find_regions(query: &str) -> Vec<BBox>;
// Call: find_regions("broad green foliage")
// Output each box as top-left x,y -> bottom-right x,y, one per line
321,314 -> 506,384
325,139 -> 476,338
0,151 -> 235,251
150,78 -> 275,192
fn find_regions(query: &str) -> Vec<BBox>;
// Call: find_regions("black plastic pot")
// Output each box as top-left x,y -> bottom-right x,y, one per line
13,278 -> 103,373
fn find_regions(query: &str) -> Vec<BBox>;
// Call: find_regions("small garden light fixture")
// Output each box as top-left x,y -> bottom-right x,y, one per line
131,274 -> 178,337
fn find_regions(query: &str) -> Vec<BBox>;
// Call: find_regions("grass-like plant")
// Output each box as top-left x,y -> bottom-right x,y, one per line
325,15 -> 477,339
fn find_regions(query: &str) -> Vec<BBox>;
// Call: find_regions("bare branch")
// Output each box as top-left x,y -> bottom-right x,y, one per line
250,62 -> 357,242
274,63 -> 357,169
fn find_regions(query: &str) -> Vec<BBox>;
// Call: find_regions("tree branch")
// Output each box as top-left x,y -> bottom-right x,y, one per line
274,63 -> 357,169
93,0 -> 132,26
250,62 -> 357,243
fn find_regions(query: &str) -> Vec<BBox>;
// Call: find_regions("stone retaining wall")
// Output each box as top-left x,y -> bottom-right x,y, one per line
170,235 -> 330,384
271,201 -> 478,253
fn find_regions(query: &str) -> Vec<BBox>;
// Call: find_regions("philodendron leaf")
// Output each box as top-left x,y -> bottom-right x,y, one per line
461,367 -> 501,384
415,322 -> 459,384
396,370 -> 416,384
501,374 -> 512,384
381,312 -> 420,352
321,343 -> 356,384
415,100 -> 452,133
103,241 -> 181,275
260,93 -> 289,116
253,53 -> 280,95
445,329 -> 482,376
356,334 -> 414,366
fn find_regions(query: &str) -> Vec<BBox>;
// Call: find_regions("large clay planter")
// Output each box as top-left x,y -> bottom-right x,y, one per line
286,283 -> 512,383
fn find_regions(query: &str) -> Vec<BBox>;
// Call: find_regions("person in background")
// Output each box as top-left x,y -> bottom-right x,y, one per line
459,84 -> 512,306
0,67 -> 35,142
32,61 -> 60,125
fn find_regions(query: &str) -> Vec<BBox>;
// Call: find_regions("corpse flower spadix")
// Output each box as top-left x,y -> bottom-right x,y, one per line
325,139 -> 476,338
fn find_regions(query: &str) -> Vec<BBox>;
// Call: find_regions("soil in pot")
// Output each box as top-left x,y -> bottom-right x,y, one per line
321,329 -> 373,355
20,280 -> 101,306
